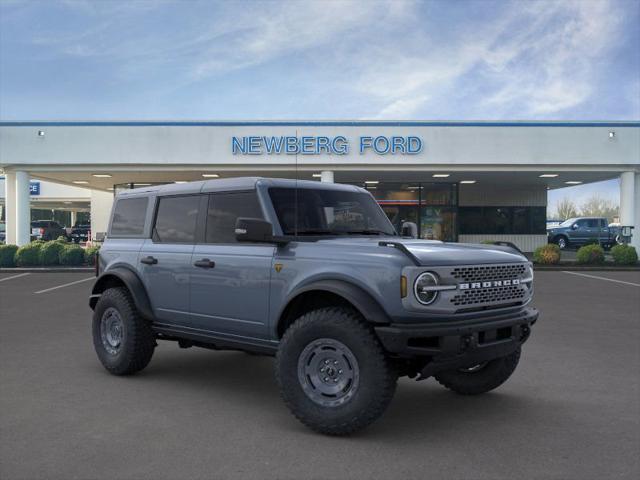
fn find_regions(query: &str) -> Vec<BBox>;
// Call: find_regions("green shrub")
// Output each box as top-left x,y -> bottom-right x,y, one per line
610,244 -> 638,265
0,244 -> 19,267
15,242 -> 43,266
31,239 -> 46,247
39,241 -> 65,266
84,246 -> 100,266
59,244 -> 85,265
533,244 -> 561,265
480,240 -> 495,245
576,244 -> 605,264
55,235 -> 69,243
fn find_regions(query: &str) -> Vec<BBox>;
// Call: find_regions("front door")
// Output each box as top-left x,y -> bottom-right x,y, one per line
568,218 -> 591,245
139,194 -> 202,325
190,191 -> 274,339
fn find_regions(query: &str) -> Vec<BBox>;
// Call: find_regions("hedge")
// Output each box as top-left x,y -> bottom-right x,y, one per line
84,246 -> 100,266
40,241 -> 66,265
533,244 -> 561,265
59,244 -> 85,265
610,244 -> 638,265
0,244 -> 19,267
15,242 -> 44,266
576,244 -> 605,264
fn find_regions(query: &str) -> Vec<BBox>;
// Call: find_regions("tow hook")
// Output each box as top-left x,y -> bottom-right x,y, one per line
462,334 -> 477,351
520,326 -> 531,341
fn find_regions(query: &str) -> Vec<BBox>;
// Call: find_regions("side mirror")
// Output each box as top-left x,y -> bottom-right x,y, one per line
235,217 -> 276,243
571,223 -> 579,230
400,221 -> 418,238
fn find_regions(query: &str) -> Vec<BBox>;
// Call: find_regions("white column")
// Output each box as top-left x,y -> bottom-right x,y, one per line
4,172 -> 16,244
15,171 -> 31,246
320,171 -> 334,183
620,171 -> 638,251
90,190 -> 114,241
70,211 -> 77,227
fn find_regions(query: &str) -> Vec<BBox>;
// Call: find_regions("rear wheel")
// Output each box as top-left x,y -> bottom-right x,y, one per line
92,287 -> 155,375
434,348 -> 521,395
276,307 -> 397,436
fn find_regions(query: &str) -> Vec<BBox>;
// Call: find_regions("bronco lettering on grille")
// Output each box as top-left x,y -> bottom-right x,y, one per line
459,279 -> 520,290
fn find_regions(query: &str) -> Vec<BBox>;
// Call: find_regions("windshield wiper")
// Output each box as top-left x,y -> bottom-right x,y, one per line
289,229 -> 344,236
344,229 -> 388,235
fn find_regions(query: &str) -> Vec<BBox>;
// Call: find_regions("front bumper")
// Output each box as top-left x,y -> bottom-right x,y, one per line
375,307 -> 538,378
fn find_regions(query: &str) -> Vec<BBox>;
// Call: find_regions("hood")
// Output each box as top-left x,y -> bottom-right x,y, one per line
315,237 -> 527,266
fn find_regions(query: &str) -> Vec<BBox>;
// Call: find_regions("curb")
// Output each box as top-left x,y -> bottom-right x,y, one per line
534,265 -> 640,271
0,267 -> 94,273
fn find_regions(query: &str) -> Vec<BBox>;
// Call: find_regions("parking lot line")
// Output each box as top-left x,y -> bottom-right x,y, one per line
562,271 -> 640,287
0,273 -> 31,283
34,276 -> 95,294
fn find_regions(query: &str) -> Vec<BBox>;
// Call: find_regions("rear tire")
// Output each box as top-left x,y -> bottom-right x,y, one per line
434,348 -> 521,395
92,287 -> 155,375
276,307 -> 397,436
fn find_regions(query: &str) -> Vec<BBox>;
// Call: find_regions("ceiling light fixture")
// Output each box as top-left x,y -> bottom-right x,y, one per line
72,180 -> 89,184
539,174 -> 558,178
565,181 -> 582,185
312,174 -> 322,178
364,180 -> 379,185
92,174 -> 112,178
202,173 -> 219,178
460,180 -> 476,184
432,174 -> 450,178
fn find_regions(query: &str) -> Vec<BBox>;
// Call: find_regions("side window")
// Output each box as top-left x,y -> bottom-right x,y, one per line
205,192 -> 263,243
575,220 -> 587,228
586,219 -> 599,228
110,197 -> 148,236
153,195 -> 200,244
600,219 -> 607,228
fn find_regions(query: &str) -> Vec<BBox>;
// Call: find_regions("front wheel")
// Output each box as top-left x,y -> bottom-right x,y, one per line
556,236 -> 568,249
276,307 -> 397,436
92,287 -> 155,375
434,348 -> 521,395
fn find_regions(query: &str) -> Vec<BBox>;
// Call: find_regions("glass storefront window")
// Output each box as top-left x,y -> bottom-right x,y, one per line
363,183 -> 457,241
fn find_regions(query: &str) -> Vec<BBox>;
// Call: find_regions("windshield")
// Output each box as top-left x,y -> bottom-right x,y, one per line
269,187 -> 396,236
559,218 -> 578,227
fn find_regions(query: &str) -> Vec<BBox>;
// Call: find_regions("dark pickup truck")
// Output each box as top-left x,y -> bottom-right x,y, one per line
547,217 -> 620,249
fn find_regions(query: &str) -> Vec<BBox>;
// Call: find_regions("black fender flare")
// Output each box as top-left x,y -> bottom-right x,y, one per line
279,279 -> 391,328
89,267 -> 154,320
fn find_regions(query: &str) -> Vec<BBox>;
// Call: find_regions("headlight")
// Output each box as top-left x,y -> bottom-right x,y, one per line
414,272 -> 440,305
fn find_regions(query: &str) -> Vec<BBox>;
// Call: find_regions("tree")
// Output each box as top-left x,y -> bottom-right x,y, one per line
579,194 -> 619,223
553,197 -> 578,220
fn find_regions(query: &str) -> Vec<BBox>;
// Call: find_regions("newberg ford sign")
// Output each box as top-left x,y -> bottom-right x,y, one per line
232,135 -> 423,155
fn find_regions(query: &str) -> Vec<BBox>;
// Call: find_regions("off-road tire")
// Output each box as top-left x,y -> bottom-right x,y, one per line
92,287 -> 155,375
276,307 -> 397,436
434,348 -> 521,395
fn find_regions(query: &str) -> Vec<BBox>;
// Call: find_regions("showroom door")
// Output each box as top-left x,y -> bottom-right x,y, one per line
189,191 -> 274,339
139,194 -> 201,325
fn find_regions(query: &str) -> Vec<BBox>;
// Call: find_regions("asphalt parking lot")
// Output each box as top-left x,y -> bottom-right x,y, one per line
1,270 -> 639,480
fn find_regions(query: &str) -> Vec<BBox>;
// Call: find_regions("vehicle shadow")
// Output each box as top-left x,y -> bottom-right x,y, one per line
122,346 -> 554,441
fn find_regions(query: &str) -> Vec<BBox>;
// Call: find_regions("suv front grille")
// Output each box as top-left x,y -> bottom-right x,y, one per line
451,264 -> 527,283
451,285 -> 526,307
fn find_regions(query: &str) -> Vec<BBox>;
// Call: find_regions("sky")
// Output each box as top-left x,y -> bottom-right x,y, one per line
0,0 -> 638,209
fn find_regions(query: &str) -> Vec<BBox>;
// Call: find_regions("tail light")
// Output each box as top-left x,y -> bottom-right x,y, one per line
39,228 -> 45,236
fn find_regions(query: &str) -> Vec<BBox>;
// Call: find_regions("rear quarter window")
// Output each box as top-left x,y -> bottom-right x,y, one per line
110,197 -> 148,236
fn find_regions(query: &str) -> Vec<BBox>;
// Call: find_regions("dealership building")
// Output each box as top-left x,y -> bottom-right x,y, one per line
1,121 -> 639,251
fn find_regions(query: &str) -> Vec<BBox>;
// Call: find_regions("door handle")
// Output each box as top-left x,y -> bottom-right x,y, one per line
140,256 -> 158,265
194,259 -> 215,269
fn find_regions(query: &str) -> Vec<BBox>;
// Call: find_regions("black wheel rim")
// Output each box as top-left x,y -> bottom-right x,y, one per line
297,338 -> 360,407
100,307 -> 124,355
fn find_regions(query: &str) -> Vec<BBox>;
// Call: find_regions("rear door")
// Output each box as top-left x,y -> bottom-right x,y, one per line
189,191 -> 274,339
139,194 -> 203,326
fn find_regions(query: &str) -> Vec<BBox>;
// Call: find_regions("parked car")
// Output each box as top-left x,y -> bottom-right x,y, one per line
547,217 -> 619,249
90,178 -> 537,435
31,220 -> 68,241
70,223 -> 91,243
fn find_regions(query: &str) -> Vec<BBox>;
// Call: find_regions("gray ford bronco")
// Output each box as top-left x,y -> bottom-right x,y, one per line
90,177 -> 537,435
